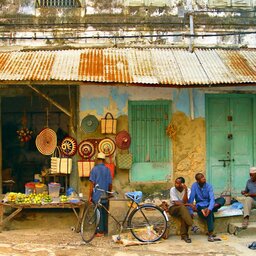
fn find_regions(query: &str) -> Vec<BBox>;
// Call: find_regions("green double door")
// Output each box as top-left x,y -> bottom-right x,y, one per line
206,95 -> 255,196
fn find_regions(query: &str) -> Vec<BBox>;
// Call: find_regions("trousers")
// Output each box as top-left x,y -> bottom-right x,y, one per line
97,200 -> 109,234
196,197 -> 225,233
169,205 -> 193,238
243,197 -> 256,217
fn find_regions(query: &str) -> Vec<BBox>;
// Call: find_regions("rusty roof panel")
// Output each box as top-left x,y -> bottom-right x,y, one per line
0,48 -> 256,86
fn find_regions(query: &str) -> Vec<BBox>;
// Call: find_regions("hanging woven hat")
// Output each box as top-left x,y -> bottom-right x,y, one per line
60,136 -> 77,157
98,137 -> 116,157
81,115 -> 99,133
78,140 -> 95,159
115,130 -> 131,150
35,128 -> 57,155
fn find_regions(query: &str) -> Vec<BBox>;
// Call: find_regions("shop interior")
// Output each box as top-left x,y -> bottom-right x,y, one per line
1,86 -> 77,193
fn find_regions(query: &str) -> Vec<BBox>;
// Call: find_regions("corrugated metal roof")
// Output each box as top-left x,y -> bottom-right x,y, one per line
0,48 -> 256,86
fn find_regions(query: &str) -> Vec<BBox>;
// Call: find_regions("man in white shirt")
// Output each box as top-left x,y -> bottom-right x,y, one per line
169,177 -> 193,243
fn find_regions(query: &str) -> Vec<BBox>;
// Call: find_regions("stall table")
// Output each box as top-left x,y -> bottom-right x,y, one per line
0,201 -> 86,232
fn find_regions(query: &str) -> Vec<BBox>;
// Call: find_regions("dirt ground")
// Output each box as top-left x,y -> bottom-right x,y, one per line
0,227 -> 255,256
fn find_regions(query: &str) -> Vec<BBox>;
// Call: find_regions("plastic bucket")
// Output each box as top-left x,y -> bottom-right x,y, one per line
25,182 -> 35,195
48,182 -> 61,197
35,183 -> 47,194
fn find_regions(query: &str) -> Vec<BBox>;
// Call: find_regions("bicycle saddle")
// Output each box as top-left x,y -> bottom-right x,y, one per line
125,191 -> 143,203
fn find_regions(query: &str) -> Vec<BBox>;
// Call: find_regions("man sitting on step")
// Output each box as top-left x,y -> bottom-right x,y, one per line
241,167 -> 256,229
188,173 -> 224,242
168,177 -> 199,243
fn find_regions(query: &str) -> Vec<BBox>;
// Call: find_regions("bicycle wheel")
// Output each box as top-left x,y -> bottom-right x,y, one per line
81,203 -> 100,243
128,204 -> 167,242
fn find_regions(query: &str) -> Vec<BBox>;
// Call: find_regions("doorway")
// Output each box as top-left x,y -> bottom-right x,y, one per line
1,85 -> 77,193
206,94 -> 255,196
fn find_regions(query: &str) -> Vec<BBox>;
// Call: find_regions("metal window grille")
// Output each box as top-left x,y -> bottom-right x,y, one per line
36,0 -> 81,7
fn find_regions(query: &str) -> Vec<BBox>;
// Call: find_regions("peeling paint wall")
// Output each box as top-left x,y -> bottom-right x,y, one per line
167,112 -> 206,187
0,1 -> 256,48
79,85 -> 207,195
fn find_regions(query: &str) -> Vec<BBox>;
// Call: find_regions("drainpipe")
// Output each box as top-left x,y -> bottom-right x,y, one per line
189,88 -> 194,120
188,0 -> 194,52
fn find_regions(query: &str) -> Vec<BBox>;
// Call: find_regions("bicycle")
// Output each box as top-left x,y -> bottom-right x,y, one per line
80,185 -> 168,243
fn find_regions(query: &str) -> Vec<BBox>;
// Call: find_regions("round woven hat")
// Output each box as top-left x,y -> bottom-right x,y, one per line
60,136 -> 77,157
35,128 -> 57,155
115,130 -> 131,150
98,137 -> 116,156
81,115 -> 99,133
78,140 -> 95,159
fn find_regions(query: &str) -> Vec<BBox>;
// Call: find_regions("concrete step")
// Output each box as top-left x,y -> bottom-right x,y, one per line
228,222 -> 256,236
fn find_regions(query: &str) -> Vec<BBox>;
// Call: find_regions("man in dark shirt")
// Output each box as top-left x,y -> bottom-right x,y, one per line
241,167 -> 256,229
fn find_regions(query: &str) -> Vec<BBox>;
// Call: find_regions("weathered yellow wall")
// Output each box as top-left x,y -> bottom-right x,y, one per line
167,111 -> 206,187
80,111 -> 206,198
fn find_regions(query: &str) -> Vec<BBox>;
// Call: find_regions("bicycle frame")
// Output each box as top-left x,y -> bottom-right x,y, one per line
89,185 -> 168,242
96,198 -> 139,235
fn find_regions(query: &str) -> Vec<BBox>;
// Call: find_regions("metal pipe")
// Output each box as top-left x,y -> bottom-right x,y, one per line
189,88 -> 194,120
189,13 -> 194,52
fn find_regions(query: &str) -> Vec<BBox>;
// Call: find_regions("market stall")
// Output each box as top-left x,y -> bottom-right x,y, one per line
0,193 -> 86,232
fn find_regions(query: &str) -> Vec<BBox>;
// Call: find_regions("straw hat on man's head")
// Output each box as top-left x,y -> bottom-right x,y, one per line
97,152 -> 106,160
250,167 -> 256,174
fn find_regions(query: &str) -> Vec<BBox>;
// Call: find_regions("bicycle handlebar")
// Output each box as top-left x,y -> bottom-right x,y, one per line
94,184 -> 119,197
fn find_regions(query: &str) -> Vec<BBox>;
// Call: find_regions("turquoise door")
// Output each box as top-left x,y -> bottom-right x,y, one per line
206,95 -> 254,196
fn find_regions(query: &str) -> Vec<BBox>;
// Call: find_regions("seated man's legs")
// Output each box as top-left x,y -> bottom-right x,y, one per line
242,197 -> 256,228
169,205 -> 193,242
197,206 -> 214,237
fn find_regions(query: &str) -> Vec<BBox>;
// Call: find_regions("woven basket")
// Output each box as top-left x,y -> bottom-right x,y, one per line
101,112 -> 117,134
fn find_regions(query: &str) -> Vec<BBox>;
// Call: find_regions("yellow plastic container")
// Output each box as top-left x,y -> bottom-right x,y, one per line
35,183 -> 47,194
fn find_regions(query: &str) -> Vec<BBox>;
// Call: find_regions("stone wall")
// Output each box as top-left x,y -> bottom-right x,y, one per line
167,111 -> 206,187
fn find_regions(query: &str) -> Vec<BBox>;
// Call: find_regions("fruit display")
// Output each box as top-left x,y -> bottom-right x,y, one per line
4,192 -> 81,205
60,195 -> 68,203
5,193 -> 52,204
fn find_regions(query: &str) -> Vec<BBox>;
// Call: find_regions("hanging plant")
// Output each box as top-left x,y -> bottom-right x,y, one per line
17,110 -> 33,143
17,127 -> 33,143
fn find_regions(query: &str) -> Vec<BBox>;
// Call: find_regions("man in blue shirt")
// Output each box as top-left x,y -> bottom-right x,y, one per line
89,152 -> 112,237
188,173 -> 224,242
241,167 -> 256,228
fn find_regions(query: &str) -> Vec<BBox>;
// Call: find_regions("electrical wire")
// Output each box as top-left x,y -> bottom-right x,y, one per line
0,30 -> 255,40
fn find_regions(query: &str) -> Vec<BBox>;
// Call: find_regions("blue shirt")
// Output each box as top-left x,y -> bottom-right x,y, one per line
245,179 -> 256,200
188,182 -> 215,211
89,163 -> 112,203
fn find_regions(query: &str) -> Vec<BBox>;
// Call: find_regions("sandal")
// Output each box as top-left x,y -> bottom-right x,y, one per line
206,232 -> 216,237
191,225 -> 200,234
181,236 -> 192,243
95,233 -> 105,237
208,235 -> 215,242
242,218 -> 249,229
